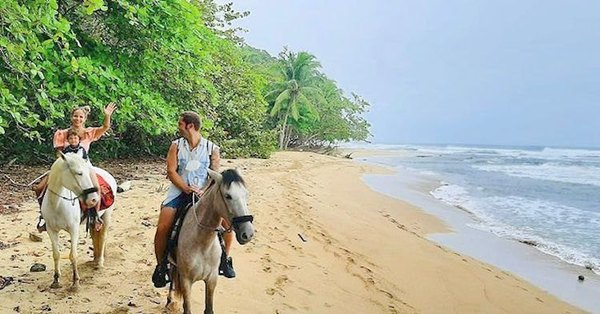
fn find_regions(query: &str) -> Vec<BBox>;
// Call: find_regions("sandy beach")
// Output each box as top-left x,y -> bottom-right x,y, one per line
0,152 -> 582,313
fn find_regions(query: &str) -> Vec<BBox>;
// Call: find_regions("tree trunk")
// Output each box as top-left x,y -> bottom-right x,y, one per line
283,125 -> 292,150
278,110 -> 290,150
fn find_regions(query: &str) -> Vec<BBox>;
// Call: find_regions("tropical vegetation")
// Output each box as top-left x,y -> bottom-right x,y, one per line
0,0 -> 370,165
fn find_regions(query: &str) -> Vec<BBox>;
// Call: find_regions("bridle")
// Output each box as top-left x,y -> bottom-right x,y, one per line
192,180 -> 253,232
47,158 -> 98,206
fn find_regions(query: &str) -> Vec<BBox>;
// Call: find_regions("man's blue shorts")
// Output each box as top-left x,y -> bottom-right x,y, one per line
162,193 -> 192,211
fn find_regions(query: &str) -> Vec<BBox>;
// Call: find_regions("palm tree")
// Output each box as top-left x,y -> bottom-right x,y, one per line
267,48 -> 322,149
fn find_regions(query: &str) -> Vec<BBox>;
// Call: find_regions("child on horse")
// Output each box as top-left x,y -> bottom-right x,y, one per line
34,103 -> 116,232
61,128 -> 89,160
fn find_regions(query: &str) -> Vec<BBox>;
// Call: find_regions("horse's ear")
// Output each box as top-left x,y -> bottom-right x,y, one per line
207,168 -> 222,182
57,151 -> 67,160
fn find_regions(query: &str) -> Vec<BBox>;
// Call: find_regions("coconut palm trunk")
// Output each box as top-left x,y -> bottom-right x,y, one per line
278,110 -> 290,149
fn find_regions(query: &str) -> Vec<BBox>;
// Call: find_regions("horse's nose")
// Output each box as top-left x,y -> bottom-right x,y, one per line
241,230 -> 254,241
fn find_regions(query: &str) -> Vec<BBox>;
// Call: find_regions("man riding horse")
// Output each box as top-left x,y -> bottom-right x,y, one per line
152,111 -> 236,288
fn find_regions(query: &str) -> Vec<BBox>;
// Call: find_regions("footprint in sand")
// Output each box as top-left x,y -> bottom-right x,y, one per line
265,287 -> 278,296
275,274 -> 289,289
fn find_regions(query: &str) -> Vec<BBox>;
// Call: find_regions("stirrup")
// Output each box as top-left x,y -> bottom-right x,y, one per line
36,217 -> 46,233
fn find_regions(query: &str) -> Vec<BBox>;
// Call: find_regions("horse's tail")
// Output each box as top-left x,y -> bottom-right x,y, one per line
171,266 -> 183,300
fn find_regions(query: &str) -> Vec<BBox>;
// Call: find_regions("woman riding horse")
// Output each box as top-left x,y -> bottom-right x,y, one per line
34,103 -> 117,232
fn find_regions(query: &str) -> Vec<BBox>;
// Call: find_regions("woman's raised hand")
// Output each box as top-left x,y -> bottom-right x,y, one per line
104,102 -> 117,117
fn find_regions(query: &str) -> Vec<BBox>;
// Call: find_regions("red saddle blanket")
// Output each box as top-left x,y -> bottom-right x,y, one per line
97,174 -> 114,210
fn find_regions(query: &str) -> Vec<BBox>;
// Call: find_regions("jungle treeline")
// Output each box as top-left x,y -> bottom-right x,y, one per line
0,0 -> 371,164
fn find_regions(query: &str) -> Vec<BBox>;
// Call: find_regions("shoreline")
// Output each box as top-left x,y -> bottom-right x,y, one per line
352,149 -> 600,313
0,152 -> 585,313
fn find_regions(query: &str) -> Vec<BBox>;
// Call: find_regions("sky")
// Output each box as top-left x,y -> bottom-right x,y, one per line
227,0 -> 600,148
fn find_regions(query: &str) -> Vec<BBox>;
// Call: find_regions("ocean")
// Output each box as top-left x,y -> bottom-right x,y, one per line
348,143 -> 600,311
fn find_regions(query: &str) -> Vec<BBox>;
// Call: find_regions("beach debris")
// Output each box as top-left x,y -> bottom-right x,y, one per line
29,232 -> 43,242
344,153 -> 353,159
13,306 -> 19,312
30,263 -> 46,272
150,298 -> 162,304
155,183 -> 167,193
117,181 -> 132,193
0,204 -> 19,214
578,275 -> 585,282
40,304 -> 51,311
519,240 -> 538,247
298,233 -> 308,242
0,276 -> 14,290
141,220 -> 152,227
0,240 -> 17,250
3,174 -> 29,188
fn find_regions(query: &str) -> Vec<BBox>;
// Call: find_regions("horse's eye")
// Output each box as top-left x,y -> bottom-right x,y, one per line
225,194 -> 232,200
76,171 -> 83,176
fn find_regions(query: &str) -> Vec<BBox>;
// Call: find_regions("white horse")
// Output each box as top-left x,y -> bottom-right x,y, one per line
168,168 -> 255,314
41,152 -> 117,291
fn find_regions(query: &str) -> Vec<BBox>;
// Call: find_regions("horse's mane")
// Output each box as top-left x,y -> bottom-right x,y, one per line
205,169 -> 244,192
221,169 -> 244,187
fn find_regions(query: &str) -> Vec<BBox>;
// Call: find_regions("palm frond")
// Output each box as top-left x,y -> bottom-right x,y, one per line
270,89 -> 291,116
289,101 -> 300,121
298,93 -> 320,120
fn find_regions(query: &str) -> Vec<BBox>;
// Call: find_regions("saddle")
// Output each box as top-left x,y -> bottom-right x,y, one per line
163,195 -> 225,266
165,196 -> 195,265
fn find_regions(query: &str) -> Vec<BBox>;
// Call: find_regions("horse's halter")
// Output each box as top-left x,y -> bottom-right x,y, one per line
192,179 -> 253,232
219,182 -> 253,232
48,157 -> 98,205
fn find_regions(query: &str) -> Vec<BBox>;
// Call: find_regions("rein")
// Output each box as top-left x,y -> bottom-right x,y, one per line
47,188 -> 78,206
47,187 -> 98,206
191,195 -> 221,232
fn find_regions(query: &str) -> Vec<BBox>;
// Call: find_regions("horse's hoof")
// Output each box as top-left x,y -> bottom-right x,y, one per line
50,282 -> 61,289
69,284 -> 80,293
93,259 -> 105,269
165,300 -> 179,313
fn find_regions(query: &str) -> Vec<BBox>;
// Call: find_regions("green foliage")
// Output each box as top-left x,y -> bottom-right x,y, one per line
197,0 -> 250,44
290,79 -> 371,147
0,0 -> 368,164
265,48 -> 323,149
256,47 -> 371,149
0,0 -> 274,164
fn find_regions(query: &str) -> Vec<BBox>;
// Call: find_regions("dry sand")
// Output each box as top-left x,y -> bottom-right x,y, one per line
0,152 -> 582,313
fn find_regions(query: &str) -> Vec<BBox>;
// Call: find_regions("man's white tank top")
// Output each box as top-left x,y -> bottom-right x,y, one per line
162,137 -> 218,205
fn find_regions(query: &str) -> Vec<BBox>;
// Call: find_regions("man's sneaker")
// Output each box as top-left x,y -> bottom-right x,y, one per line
152,264 -> 167,288
219,256 -> 236,278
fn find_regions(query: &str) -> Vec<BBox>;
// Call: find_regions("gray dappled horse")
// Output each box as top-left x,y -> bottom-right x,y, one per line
41,152 -> 117,291
168,168 -> 255,314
